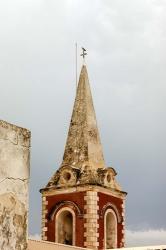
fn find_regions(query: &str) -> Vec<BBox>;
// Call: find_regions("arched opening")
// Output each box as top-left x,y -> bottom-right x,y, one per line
56,208 -> 75,245
105,209 -> 117,249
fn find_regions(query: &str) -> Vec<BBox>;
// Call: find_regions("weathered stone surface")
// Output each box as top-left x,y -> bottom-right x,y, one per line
44,65 -> 122,192
0,120 -> 30,250
62,65 -> 105,169
0,193 -> 27,250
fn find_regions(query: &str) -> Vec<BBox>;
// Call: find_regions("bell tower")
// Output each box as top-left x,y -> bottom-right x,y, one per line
40,65 -> 127,249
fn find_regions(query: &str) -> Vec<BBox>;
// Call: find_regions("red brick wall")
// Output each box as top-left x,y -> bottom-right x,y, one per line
98,192 -> 124,249
44,190 -> 124,249
44,191 -> 86,247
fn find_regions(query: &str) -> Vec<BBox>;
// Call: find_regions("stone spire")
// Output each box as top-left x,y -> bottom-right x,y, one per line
62,65 -> 105,169
44,64 -> 121,191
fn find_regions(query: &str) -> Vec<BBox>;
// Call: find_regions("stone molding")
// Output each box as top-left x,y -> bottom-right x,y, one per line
42,185 -> 126,199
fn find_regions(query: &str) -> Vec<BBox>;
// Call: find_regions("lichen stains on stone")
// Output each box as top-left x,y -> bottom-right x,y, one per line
61,65 -> 105,169
0,193 -> 27,250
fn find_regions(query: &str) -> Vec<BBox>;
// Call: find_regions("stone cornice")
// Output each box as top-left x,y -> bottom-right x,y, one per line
41,185 -> 127,199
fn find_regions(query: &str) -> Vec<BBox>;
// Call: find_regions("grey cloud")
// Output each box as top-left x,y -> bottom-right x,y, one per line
0,0 -> 165,241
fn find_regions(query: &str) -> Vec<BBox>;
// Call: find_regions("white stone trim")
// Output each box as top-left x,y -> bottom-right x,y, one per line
84,242 -> 99,247
42,227 -> 48,232
84,223 -> 99,228
84,191 -> 99,249
41,194 -> 48,240
42,236 -> 48,241
84,205 -> 99,210
84,214 -> 99,219
121,237 -> 125,243
55,207 -> 76,246
121,200 -> 126,246
84,232 -> 99,237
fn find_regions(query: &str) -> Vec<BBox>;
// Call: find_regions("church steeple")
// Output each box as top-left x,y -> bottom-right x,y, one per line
62,65 -> 105,169
40,62 -> 127,249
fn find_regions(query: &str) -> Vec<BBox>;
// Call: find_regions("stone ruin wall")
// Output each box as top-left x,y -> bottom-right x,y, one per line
0,120 -> 31,250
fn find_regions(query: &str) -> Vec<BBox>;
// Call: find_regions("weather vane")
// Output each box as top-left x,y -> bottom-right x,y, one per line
75,45 -> 88,90
80,47 -> 87,59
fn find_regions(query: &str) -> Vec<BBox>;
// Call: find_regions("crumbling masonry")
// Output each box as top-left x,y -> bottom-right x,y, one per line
0,120 -> 30,250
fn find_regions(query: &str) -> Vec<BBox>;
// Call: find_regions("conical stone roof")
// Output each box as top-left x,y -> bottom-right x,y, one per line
62,65 -> 105,170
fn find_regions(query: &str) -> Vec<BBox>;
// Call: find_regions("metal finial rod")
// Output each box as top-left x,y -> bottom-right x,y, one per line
75,43 -> 78,90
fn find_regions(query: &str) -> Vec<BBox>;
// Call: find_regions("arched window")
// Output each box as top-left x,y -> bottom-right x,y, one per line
105,209 -> 117,249
55,207 -> 75,246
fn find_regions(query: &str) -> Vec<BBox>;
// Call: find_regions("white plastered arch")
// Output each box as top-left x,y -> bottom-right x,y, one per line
55,207 -> 76,246
104,208 -> 117,249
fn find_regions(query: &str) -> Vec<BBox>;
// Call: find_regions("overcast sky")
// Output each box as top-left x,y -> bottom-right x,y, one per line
0,0 -> 166,246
